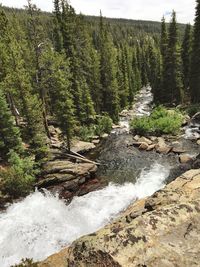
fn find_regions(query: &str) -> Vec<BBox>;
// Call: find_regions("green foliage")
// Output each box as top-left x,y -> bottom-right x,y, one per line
78,115 -> 113,141
95,115 -> 113,136
130,106 -> 183,135
0,89 -> 23,159
0,150 -> 37,198
99,16 -> 120,122
190,0 -> 200,103
78,125 -> 96,142
160,11 -> 183,105
182,24 -> 192,90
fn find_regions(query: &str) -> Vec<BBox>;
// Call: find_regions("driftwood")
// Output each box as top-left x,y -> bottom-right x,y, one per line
70,150 -> 87,160
66,153 -> 101,166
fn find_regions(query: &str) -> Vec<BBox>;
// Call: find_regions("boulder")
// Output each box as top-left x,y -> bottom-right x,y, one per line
197,139 -> 200,145
139,142 -> 149,150
179,154 -> 193,164
133,135 -> 140,141
39,160 -> 97,186
101,133 -> 109,139
39,169 -> 200,267
172,147 -> 186,154
71,141 -> 95,154
149,136 -> 157,142
146,144 -> 156,151
156,137 -> 172,154
171,141 -> 186,154
138,136 -> 152,145
92,139 -> 100,145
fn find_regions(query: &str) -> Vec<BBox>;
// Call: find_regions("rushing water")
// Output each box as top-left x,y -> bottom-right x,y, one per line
184,123 -> 200,140
0,163 -> 169,267
111,86 -> 153,135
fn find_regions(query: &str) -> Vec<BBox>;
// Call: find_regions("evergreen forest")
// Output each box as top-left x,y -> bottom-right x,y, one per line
0,0 -> 200,199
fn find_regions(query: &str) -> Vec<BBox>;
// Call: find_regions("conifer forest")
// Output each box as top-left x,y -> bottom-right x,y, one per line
0,1 -> 200,266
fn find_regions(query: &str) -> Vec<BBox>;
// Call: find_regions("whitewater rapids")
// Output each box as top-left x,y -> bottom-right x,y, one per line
0,163 -> 169,267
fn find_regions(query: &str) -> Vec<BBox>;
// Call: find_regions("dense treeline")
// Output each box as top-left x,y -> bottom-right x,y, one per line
0,0 -> 161,161
0,0 -> 200,198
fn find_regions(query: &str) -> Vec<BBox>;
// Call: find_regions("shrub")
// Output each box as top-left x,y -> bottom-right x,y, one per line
78,115 -> 113,141
78,125 -> 96,142
95,115 -> 113,136
0,151 -> 38,198
130,106 -> 183,136
130,117 -> 153,135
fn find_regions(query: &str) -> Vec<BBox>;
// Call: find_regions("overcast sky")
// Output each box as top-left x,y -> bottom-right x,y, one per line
0,0 -> 196,24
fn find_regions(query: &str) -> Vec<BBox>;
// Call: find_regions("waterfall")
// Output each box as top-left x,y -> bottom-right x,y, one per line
0,163 -> 169,267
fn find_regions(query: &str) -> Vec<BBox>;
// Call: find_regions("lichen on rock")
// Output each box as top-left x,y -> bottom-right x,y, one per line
39,169 -> 200,267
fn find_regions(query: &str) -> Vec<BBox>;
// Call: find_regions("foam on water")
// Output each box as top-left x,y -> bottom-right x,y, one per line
0,163 -> 170,267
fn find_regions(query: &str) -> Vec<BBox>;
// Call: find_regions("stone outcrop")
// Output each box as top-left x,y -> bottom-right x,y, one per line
37,158 -> 103,201
71,140 -> 95,154
36,126 -> 103,201
39,169 -> 200,267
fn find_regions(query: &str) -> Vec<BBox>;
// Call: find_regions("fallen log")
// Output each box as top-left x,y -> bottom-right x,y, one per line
70,150 -> 87,159
65,153 -> 101,166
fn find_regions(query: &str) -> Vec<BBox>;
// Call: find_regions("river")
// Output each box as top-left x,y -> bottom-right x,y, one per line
0,87 -> 198,267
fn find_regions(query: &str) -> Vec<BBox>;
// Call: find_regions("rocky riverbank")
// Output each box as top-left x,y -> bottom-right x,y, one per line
36,125 -> 107,202
39,168 -> 200,267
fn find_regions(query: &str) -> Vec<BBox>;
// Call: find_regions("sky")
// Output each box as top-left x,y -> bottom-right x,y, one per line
0,0 -> 196,24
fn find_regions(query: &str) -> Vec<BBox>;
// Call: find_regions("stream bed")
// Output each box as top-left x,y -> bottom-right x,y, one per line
0,163 -> 169,267
0,87 -> 199,267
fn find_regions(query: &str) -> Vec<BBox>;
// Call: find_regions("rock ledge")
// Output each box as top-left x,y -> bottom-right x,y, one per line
39,169 -> 200,267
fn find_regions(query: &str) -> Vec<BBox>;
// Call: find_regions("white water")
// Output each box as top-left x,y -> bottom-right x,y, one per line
0,163 -> 169,267
112,86 -> 153,134
183,123 -> 200,140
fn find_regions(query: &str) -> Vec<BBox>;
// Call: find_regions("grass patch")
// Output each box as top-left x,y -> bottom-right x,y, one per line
130,106 -> 183,136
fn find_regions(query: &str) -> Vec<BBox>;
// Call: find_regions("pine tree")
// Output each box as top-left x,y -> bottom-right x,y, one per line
26,0 -> 51,138
125,46 -> 136,106
99,14 -> 119,122
162,11 -> 183,104
0,8 -> 47,160
132,47 -> 142,93
160,17 -> 168,57
147,39 -> 162,98
117,45 -> 129,109
39,47 -> 76,150
141,47 -> 149,87
0,88 -> 23,159
88,48 -> 102,113
53,0 -> 63,52
182,24 -> 192,91
53,3 -> 96,124
190,0 -> 200,103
